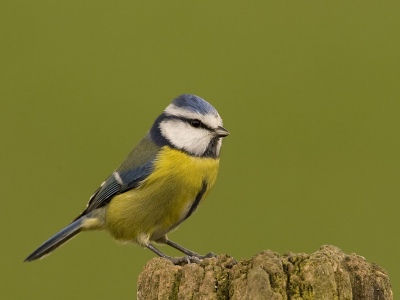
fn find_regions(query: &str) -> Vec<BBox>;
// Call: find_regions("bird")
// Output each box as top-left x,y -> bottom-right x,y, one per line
25,94 -> 229,264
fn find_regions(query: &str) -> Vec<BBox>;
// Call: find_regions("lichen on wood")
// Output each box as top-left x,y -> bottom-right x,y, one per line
137,245 -> 392,300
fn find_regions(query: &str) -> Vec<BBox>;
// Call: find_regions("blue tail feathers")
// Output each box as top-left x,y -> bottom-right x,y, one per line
24,218 -> 83,262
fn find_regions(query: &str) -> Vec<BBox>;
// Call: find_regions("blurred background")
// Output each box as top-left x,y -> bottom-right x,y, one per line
1,1 -> 399,298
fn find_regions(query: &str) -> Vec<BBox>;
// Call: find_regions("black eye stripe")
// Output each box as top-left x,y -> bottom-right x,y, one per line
190,119 -> 201,127
164,115 -> 214,131
189,119 -> 213,131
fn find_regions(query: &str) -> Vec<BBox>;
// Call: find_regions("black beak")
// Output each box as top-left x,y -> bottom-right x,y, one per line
214,126 -> 230,137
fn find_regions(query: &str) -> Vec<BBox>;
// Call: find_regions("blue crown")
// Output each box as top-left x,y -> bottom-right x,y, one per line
172,94 -> 218,115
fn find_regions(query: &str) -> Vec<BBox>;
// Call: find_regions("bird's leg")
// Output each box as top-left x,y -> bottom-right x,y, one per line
165,239 -> 217,259
147,243 -> 200,265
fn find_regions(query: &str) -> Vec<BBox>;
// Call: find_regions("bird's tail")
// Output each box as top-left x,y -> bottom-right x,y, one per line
24,218 -> 83,262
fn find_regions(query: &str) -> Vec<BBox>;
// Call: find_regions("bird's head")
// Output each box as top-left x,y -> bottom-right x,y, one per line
149,94 -> 229,158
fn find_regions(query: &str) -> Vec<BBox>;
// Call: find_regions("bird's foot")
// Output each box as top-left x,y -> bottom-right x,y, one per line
169,252 -> 217,265
169,255 -> 200,265
193,252 -> 217,259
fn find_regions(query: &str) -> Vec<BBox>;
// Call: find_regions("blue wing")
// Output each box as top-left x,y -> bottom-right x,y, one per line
74,136 -> 161,220
75,160 -> 154,219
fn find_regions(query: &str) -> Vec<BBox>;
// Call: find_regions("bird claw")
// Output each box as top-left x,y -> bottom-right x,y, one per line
196,252 -> 217,259
170,256 -> 200,265
168,252 -> 218,265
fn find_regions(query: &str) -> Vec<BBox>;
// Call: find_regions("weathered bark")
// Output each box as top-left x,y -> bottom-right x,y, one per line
137,245 -> 392,300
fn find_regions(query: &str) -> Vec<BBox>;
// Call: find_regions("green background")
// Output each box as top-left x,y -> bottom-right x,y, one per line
1,1 -> 399,299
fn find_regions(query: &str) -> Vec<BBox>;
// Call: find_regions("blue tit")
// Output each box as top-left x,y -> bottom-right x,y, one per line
25,94 -> 229,264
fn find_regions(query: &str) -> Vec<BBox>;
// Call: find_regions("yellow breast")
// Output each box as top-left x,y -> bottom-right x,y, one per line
105,146 -> 220,245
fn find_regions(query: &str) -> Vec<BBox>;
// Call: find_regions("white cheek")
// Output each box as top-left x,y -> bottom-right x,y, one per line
160,120 -> 212,156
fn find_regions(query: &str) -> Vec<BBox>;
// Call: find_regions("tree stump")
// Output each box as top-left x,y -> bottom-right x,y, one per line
137,245 -> 392,300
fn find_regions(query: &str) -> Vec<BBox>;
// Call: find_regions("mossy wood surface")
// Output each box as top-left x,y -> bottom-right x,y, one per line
137,245 -> 392,300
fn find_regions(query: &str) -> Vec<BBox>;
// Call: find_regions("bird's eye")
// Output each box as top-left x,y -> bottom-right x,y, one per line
190,119 -> 201,128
